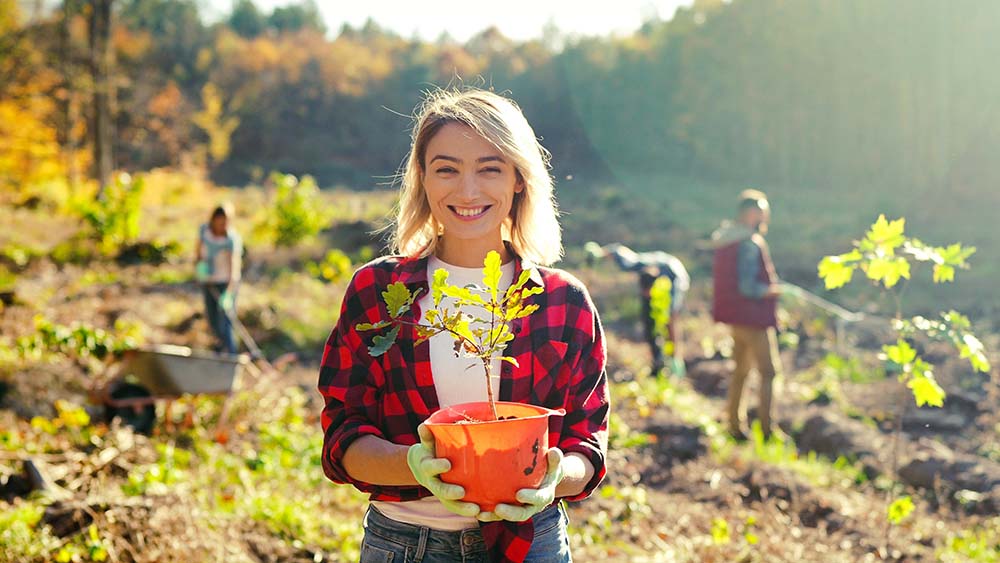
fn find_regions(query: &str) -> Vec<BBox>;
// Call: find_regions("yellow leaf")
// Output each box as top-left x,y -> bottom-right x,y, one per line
483,250 -> 502,302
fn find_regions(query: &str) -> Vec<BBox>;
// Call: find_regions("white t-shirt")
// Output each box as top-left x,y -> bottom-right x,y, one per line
372,255 -> 515,530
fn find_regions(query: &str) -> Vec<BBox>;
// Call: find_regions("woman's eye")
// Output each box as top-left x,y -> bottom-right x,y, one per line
436,167 -> 457,174
480,167 -> 502,175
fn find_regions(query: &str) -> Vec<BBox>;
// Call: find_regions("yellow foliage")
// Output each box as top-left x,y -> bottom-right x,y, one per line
148,81 -> 183,117
192,83 -> 240,164
140,167 -> 213,207
112,25 -> 152,61
0,0 -> 20,34
0,98 -> 66,197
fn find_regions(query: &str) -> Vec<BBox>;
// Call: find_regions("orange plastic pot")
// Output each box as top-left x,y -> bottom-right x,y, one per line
424,401 -> 566,512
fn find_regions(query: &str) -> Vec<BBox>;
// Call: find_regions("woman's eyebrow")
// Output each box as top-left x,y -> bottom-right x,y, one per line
428,155 -> 507,164
477,156 -> 506,164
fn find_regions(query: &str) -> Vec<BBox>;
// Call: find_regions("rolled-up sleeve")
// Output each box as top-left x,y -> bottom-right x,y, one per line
558,287 -> 609,502
318,268 -> 387,488
737,239 -> 770,299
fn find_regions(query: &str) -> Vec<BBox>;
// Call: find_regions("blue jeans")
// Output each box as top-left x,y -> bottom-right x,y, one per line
361,504 -> 572,563
202,283 -> 237,354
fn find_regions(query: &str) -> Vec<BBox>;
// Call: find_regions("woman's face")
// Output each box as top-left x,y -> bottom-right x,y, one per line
210,215 -> 228,235
422,122 -> 523,264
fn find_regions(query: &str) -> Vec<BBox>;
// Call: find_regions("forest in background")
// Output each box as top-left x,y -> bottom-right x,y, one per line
6,0 -> 1000,190
4,0 -> 1000,315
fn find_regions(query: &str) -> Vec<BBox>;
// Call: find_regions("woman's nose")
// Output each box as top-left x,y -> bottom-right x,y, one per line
457,173 -> 479,200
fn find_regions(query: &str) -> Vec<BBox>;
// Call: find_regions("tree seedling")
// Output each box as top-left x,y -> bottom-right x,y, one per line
818,215 -> 991,548
356,250 -> 542,421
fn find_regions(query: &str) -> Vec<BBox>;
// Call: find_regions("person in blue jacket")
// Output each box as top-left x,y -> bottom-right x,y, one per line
586,242 -> 689,375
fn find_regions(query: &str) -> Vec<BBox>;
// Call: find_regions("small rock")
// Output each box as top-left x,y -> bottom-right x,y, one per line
898,452 -> 1000,493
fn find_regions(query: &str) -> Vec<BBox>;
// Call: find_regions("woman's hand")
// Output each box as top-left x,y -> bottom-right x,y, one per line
406,423 -> 481,517
478,447 -> 564,522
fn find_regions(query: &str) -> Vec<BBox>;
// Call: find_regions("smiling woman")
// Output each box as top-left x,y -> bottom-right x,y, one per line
317,88 -> 609,563
421,123 -> 524,267
394,89 -> 562,268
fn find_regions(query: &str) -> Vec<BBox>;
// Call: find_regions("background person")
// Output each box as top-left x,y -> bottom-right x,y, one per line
586,242 -> 689,376
195,203 -> 242,355
709,189 -> 783,440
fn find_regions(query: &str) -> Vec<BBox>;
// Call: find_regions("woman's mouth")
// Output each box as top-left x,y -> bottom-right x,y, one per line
450,205 -> 490,220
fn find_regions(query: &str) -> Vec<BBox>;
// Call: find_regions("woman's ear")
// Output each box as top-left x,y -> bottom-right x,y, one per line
514,170 -> 526,193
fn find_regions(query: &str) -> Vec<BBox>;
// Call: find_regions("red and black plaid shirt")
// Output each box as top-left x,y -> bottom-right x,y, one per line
319,252 -> 609,563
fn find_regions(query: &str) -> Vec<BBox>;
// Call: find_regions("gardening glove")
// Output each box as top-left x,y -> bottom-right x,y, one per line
195,260 -> 210,281
478,447 -> 564,522
671,356 -> 687,377
219,290 -> 235,312
407,423 -> 480,518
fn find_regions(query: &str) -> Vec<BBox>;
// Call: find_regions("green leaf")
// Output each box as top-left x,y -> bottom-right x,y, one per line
441,284 -> 486,305
933,243 -> 976,283
941,310 -> 972,331
865,215 -> 906,253
488,325 -> 509,347
959,333 -> 992,373
501,356 -> 520,367
710,518 -> 730,544
355,320 -> 391,332
866,256 -> 910,288
939,243 -> 976,266
432,268 -> 449,307
883,340 -> 917,366
521,286 -> 544,298
887,496 -> 915,525
504,269 -> 533,303
512,304 -> 539,320
415,325 -> 439,342
933,264 -> 956,284
483,250 -> 502,302
453,318 -> 477,348
382,283 -> 413,318
368,325 -> 401,357
818,254 -> 858,290
908,373 -> 946,408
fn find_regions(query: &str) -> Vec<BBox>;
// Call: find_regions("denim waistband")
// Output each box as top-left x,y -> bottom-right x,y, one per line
364,504 -> 486,556
363,503 -> 561,557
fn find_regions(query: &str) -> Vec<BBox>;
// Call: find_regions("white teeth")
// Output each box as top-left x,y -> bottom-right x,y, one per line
455,207 -> 485,217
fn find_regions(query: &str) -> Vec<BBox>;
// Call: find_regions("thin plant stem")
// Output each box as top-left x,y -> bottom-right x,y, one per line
391,316 -> 500,421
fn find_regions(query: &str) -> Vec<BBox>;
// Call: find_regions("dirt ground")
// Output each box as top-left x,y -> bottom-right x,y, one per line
2,250 -> 999,562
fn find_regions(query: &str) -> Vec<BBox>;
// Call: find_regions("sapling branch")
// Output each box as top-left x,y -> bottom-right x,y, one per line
818,215 -> 990,553
357,251 -> 536,423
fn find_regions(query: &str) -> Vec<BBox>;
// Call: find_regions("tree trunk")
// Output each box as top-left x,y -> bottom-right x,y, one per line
59,1 -> 80,191
88,0 -> 113,198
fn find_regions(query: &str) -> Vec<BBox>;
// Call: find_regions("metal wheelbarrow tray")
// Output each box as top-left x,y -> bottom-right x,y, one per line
99,344 -> 249,434
120,344 -> 249,396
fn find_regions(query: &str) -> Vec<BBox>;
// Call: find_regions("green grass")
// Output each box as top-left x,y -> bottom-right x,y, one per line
0,387 -> 368,563
611,372 -> 869,488
938,518 -> 1000,563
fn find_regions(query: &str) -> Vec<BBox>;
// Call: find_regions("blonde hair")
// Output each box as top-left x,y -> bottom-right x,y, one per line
392,88 -> 562,265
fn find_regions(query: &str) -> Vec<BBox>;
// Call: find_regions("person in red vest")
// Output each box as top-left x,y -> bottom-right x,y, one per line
710,189 -> 783,440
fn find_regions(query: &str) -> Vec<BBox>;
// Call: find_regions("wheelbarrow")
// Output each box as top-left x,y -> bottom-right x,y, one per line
97,344 -> 249,434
